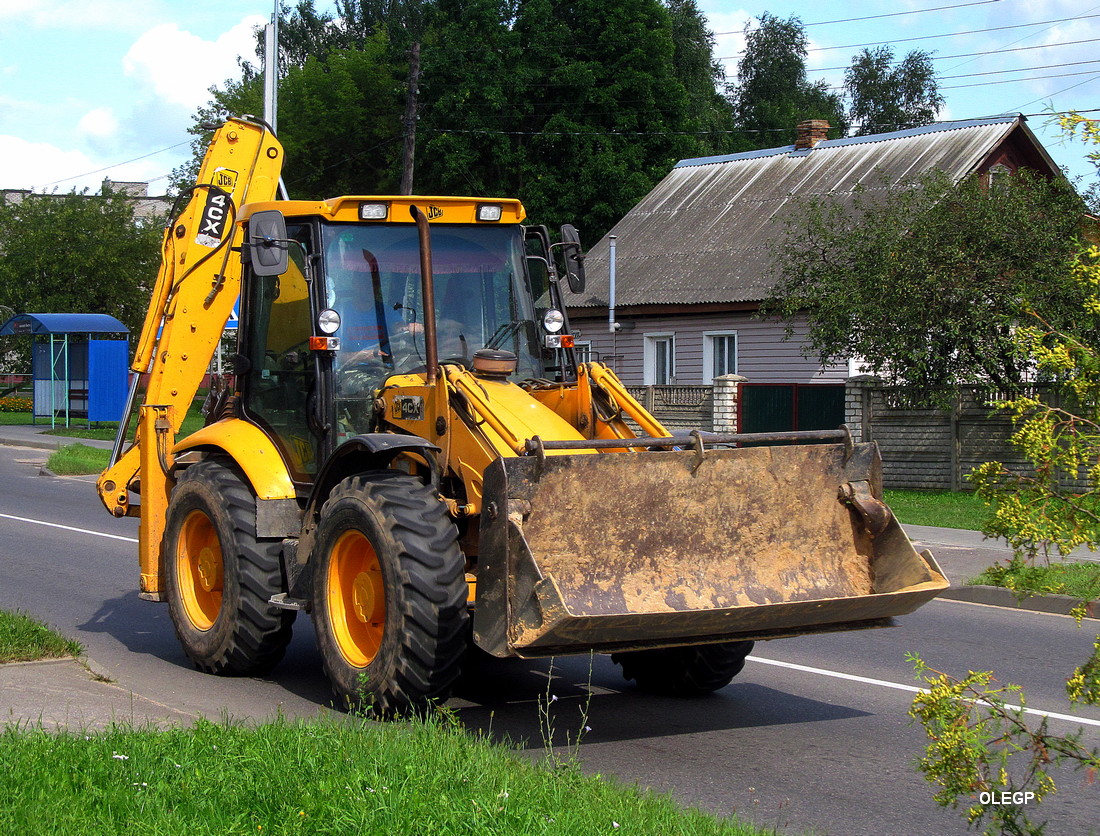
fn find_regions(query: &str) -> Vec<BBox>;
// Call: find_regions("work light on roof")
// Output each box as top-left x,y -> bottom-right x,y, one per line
359,202 -> 389,220
477,204 -> 503,222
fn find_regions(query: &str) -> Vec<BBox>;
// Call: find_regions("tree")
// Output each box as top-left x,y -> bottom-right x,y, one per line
0,187 -> 162,336
177,34 -> 405,198
845,46 -> 943,135
763,167 -> 1088,395
904,114 -> 1100,835
181,0 -> 734,241
665,0 -> 740,153
732,13 -> 846,147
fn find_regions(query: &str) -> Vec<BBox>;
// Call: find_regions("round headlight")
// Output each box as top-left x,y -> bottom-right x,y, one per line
318,308 -> 341,334
542,309 -> 565,333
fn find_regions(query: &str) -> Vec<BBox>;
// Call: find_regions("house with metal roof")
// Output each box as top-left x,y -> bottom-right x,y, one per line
566,114 -> 1062,387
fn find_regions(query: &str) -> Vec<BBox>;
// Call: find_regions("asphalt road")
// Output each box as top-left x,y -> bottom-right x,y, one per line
2,443 -> 1098,835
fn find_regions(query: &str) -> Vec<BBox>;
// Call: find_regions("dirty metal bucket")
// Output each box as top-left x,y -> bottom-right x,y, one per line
472,438 -> 948,658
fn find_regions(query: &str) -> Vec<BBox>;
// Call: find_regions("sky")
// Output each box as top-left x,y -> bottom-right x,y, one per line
1,0 -> 1097,196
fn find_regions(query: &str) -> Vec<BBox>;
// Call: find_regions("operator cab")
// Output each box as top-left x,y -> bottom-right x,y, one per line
235,197 -> 583,482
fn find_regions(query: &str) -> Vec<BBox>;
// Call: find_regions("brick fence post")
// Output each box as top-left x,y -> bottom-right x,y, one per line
845,374 -> 881,442
712,374 -> 747,433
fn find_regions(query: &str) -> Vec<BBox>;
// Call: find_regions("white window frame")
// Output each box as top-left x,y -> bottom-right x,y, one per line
573,340 -> 593,364
703,330 -> 738,381
644,332 -> 676,385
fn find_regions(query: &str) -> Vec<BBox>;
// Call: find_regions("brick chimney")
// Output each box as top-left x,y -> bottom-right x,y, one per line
794,120 -> 830,150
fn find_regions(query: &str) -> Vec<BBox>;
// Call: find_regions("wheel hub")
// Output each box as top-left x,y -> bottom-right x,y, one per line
352,570 -> 383,623
197,546 -> 221,592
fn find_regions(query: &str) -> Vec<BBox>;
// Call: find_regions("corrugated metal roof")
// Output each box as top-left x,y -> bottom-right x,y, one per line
575,116 -> 1037,308
0,313 -> 129,335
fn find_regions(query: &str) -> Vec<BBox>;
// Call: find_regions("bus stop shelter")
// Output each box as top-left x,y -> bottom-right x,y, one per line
0,313 -> 129,428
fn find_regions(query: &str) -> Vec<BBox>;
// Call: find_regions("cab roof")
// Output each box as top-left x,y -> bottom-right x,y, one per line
239,196 -> 526,225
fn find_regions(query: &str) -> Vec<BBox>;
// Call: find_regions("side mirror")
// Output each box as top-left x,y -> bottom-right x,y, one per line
248,210 -> 289,277
559,223 -> 585,293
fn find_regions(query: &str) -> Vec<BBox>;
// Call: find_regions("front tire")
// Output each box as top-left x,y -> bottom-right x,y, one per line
312,471 -> 467,716
163,457 -> 295,675
612,641 -> 754,696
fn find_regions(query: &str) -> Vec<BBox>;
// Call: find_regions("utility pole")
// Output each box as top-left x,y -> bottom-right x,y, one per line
400,41 -> 421,195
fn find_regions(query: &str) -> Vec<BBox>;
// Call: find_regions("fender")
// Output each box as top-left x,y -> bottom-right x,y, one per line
291,434 -> 443,573
175,418 -> 296,500
308,433 -> 442,511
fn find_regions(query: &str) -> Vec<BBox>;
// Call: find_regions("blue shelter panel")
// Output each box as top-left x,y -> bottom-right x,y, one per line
88,340 -> 129,422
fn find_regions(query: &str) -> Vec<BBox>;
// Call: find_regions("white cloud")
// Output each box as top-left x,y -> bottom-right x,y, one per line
0,0 -> 160,29
0,135 -> 99,191
77,107 -> 119,140
122,15 -> 265,111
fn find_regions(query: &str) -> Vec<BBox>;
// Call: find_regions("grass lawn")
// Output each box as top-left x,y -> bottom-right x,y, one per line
883,489 -> 989,531
0,604 -> 774,834
970,558 -> 1100,600
47,443 -> 111,475
0,716 -> 777,836
0,609 -> 82,663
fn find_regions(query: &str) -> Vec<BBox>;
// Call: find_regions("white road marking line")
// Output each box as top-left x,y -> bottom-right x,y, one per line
748,655 -> 1100,729
0,512 -> 138,543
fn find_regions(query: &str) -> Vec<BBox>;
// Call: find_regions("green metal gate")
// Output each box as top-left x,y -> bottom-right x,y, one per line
739,384 -> 845,436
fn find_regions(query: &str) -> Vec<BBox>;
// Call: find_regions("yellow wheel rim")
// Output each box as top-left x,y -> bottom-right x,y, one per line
176,509 -> 223,631
328,529 -> 386,668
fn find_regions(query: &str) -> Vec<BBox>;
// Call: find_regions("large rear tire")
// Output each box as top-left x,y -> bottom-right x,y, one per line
312,471 -> 467,716
163,458 -> 295,675
612,641 -> 754,696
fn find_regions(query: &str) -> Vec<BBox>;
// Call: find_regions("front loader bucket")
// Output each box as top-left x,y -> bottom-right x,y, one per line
472,439 -> 948,658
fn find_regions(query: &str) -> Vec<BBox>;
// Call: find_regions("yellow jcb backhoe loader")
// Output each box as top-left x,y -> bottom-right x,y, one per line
98,117 -> 948,715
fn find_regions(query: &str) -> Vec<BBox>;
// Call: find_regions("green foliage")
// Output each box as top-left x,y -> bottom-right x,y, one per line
0,187 -> 162,337
0,609 -> 82,663
970,246 -> 1100,558
845,46 -> 943,135
732,13 -> 846,145
764,168 -> 1087,395
181,0 -> 741,242
909,114 -> 1100,835
178,33 -> 404,197
0,715 -> 766,835
908,654 -> 1086,836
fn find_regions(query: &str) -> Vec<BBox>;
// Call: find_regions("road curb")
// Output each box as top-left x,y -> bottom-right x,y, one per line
939,585 -> 1100,618
0,436 -> 64,451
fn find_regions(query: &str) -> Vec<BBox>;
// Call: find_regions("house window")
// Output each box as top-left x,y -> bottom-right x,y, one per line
986,163 -> 1012,191
704,331 -> 738,381
644,333 -> 675,384
573,341 -> 593,364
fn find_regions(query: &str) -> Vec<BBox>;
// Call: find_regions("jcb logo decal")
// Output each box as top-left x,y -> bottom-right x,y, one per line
212,168 -> 237,190
426,205 -> 443,220
195,168 -> 238,248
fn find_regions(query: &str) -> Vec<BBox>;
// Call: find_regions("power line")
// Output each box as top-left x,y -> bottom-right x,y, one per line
941,69 -> 1100,90
804,14 -> 1100,53
711,0 -> 1003,34
36,139 -> 192,189
941,59 -> 1100,80
723,36 -> 1100,70
1014,74 -> 1100,111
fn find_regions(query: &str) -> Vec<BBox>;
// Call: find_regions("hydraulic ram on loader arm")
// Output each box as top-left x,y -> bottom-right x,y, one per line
96,117 -> 284,598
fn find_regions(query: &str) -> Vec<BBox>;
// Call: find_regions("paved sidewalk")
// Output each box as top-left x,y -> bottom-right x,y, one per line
0,658 -> 195,731
0,422 -> 113,451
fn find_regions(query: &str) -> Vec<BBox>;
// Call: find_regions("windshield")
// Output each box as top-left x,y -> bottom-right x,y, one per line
323,223 -> 542,389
